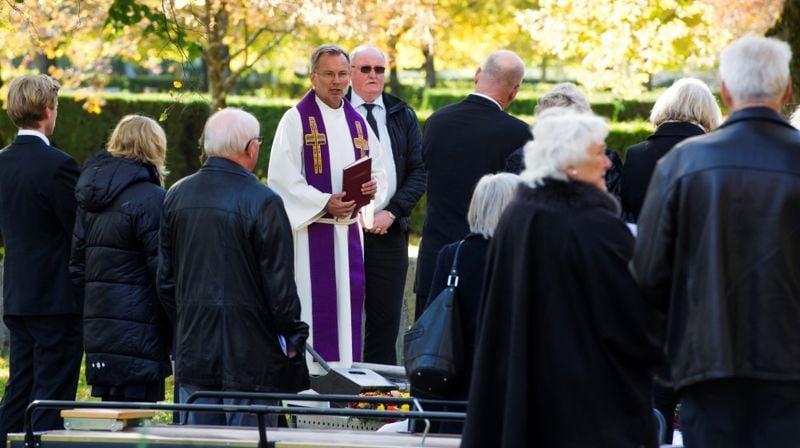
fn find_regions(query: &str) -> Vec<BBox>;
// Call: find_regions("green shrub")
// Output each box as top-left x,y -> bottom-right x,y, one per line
0,93 -> 652,241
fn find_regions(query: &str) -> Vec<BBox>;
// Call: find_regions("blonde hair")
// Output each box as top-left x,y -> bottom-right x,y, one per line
649,78 -> 722,131
468,172 -> 521,238
6,75 -> 60,129
107,115 -> 169,182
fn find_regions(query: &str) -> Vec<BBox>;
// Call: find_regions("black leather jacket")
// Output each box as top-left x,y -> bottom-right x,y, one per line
633,107 -> 800,390
346,90 -> 426,231
158,157 -> 309,392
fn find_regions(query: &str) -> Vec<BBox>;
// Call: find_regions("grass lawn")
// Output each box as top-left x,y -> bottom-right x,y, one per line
0,354 -> 175,424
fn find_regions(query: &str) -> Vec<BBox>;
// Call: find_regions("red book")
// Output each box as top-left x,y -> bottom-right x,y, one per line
342,156 -> 372,209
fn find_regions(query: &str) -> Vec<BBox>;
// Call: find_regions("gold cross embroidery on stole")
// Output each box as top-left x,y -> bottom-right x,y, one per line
353,121 -> 369,159
304,117 -> 327,174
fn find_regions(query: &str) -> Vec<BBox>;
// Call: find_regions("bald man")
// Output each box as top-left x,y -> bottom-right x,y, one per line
414,50 -> 532,318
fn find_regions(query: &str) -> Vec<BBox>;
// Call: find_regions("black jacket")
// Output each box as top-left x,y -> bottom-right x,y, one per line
70,150 -> 171,387
633,107 -> 800,390
425,233 -> 488,402
0,135 -> 81,316
346,90 -> 426,232
415,94 -> 531,302
620,121 -> 704,222
158,157 -> 309,392
463,180 -> 662,448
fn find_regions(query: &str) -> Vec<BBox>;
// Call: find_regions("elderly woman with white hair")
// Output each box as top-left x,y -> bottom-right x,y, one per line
461,110 -> 663,448
620,77 -> 722,222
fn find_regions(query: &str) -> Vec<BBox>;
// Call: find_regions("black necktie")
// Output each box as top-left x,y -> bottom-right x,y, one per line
363,103 -> 380,141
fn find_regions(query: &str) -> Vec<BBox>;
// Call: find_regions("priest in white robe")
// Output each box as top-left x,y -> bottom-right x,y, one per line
268,44 -> 386,374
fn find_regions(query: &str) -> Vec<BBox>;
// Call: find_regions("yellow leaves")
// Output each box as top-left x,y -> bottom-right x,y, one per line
173,80 -> 183,89
517,0 -> 728,99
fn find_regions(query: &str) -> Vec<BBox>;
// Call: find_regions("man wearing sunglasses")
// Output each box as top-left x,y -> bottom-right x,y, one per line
346,45 -> 425,366
269,44 -> 387,374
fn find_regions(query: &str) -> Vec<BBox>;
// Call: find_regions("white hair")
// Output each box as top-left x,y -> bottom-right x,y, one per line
719,35 -> 792,105
650,77 -> 722,131
203,108 -> 260,157
521,108 -> 608,186
791,105 -> 800,130
467,172 -> 521,238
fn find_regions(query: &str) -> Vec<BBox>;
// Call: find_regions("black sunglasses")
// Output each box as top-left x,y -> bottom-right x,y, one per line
354,65 -> 386,75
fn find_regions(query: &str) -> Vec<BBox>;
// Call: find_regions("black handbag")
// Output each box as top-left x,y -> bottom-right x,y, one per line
403,240 -> 465,398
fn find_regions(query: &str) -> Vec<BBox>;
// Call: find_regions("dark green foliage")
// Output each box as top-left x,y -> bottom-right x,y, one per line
0,92 -> 293,186
423,89 -> 658,122
0,93 -> 651,240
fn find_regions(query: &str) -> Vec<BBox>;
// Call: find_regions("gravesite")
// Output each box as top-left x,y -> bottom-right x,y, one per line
0,0 -> 799,447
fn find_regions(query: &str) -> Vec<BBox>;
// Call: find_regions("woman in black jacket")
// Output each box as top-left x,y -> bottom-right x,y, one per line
620,77 -> 721,223
462,109 -> 663,448
416,172 -> 520,434
70,115 -> 171,402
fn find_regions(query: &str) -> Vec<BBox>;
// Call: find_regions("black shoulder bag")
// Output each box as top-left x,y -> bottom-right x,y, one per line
403,240 -> 465,398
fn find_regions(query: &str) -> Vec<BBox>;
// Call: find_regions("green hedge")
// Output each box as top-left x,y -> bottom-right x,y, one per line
0,93 -> 652,239
422,88 -> 661,122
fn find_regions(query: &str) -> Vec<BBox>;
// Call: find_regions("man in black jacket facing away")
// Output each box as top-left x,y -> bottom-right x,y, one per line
346,45 -> 425,364
0,75 -> 83,445
415,50 -> 531,317
158,108 -> 309,426
633,35 -> 800,447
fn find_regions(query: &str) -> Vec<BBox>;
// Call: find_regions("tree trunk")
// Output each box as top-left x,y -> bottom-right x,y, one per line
36,54 -> 56,75
423,46 -> 436,88
203,3 -> 230,110
540,55 -> 548,82
767,0 -> 800,112
387,38 -> 401,95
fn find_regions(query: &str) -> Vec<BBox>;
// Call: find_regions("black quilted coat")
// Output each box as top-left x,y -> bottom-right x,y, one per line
70,150 -> 171,392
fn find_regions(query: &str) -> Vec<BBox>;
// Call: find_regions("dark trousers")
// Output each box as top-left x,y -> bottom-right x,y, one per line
680,378 -> 800,448
0,315 -> 82,446
653,383 -> 677,444
363,227 -> 409,365
179,384 -> 278,427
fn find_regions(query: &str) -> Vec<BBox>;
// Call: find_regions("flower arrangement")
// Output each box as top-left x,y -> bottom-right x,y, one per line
349,390 -> 411,412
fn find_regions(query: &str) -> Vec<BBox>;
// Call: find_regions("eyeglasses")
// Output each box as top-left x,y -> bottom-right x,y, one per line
244,136 -> 264,153
353,65 -> 386,75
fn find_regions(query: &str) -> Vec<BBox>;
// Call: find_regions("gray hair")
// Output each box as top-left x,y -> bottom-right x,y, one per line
311,44 -> 349,73
650,77 -> 722,131
522,109 -> 608,186
202,108 -> 260,158
791,105 -> 800,129
480,50 -> 525,89
535,83 -> 591,115
468,172 -> 522,238
719,35 -> 792,105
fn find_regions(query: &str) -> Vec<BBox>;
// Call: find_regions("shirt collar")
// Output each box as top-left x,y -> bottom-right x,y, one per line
17,129 -> 49,146
470,92 -> 502,110
350,90 -> 385,110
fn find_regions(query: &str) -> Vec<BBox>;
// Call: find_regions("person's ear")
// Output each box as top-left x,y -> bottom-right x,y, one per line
782,78 -> 792,105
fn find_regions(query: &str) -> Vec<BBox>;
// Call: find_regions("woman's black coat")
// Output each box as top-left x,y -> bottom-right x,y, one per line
461,180 -> 663,448
620,121 -> 704,222
70,150 -> 171,390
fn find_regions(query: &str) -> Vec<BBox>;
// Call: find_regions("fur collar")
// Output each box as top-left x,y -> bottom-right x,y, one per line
519,178 -> 620,215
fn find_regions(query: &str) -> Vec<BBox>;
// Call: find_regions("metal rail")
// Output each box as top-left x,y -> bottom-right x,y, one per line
24,397 -> 466,448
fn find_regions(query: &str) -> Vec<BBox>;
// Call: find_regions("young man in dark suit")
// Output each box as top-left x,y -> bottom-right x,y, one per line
414,50 -> 532,317
346,45 -> 426,365
0,75 -> 83,444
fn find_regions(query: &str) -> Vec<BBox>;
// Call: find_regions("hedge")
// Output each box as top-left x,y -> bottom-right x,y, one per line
0,92 -> 653,238
422,88 -> 663,122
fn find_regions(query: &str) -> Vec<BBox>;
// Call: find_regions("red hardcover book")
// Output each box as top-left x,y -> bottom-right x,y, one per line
342,156 -> 373,209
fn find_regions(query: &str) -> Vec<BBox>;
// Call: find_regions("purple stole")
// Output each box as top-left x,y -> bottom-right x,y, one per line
296,89 -> 370,363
